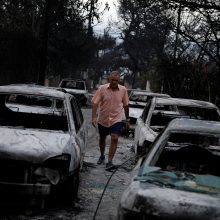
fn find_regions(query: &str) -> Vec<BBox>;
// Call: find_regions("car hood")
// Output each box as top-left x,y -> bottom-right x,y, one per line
0,127 -> 71,163
120,166 -> 220,219
64,88 -> 87,95
129,107 -> 144,119
129,101 -> 146,107
136,166 -> 220,194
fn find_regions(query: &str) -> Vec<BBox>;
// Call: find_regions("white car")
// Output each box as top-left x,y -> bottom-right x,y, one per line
134,97 -> 220,154
0,84 -> 87,208
59,78 -> 89,106
121,90 -> 170,136
118,118 -> 220,220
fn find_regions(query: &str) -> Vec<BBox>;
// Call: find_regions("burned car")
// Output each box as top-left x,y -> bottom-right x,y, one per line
0,84 -> 87,207
118,118 -> 220,220
59,78 -> 89,106
134,97 -> 220,154
121,91 -> 170,136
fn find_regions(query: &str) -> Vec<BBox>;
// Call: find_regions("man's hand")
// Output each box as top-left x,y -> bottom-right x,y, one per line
92,103 -> 98,128
125,120 -> 130,130
92,117 -> 97,128
124,105 -> 129,130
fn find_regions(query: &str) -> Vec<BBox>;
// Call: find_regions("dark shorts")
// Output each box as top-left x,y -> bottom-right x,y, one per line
98,122 -> 122,136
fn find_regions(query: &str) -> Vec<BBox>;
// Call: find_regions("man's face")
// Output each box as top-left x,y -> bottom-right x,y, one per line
109,74 -> 120,89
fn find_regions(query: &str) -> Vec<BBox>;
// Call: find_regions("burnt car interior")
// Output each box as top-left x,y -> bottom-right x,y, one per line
0,94 -> 68,131
130,94 -> 149,102
155,133 -> 220,176
129,103 -> 145,108
151,111 -> 185,126
60,80 -> 85,90
150,105 -> 220,133
178,106 -> 220,121
150,111 -> 188,132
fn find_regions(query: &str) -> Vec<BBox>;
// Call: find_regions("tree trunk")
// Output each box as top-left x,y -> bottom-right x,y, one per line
38,0 -> 51,85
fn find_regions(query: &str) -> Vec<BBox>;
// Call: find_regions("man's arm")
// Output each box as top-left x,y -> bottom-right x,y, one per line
124,105 -> 130,129
91,87 -> 101,128
92,103 -> 98,127
124,105 -> 129,120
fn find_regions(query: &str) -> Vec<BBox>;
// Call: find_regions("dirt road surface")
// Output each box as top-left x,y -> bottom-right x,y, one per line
0,107 -> 136,220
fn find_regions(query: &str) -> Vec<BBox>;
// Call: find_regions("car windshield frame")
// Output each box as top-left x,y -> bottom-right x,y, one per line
0,93 -> 68,132
60,80 -> 85,90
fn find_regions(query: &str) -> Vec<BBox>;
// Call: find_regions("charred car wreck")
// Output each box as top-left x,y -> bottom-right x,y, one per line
118,118 -> 220,220
59,79 -> 89,106
121,90 -> 170,136
134,97 -> 220,155
0,84 -> 87,208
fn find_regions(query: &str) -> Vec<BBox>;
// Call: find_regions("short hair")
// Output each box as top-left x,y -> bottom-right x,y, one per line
110,71 -> 120,77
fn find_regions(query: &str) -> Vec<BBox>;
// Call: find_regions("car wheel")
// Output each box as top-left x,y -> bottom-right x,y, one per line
137,146 -> 144,156
136,141 -> 151,156
55,169 -> 79,205
143,141 -> 152,155
64,171 -> 80,204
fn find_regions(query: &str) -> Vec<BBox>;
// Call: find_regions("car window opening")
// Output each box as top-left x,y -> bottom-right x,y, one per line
155,133 -> 220,177
0,94 -> 68,132
60,80 -> 85,90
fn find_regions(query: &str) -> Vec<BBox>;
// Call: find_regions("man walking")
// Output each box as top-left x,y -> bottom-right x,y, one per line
92,71 -> 130,170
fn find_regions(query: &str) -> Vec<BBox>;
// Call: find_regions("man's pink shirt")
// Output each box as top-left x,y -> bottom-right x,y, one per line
92,83 -> 129,127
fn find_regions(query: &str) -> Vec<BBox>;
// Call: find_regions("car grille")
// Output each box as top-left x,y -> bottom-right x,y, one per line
0,159 -> 33,183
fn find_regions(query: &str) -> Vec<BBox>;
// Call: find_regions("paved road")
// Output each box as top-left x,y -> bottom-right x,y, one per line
0,107 -> 136,220
76,107 -> 136,220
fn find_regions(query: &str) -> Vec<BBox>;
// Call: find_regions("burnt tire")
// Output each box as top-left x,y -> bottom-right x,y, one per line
135,144 -> 142,155
64,172 -> 79,204
136,141 -> 152,156
142,141 -> 152,155
54,171 -> 79,205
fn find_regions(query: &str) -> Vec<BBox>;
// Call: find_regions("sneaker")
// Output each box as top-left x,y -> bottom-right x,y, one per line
97,155 -> 105,165
105,161 -> 115,171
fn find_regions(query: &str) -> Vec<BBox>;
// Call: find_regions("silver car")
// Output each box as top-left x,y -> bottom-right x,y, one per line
118,118 -> 220,220
0,84 -> 87,208
59,78 -> 89,106
134,97 -> 220,154
121,90 -> 170,136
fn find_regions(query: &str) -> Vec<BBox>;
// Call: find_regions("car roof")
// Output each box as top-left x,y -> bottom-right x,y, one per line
155,97 -> 218,109
130,90 -> 170,97
166,118 -> 220,134
60,78 -> 85,82
0,84 -> 66,99
133,92 -> 170,97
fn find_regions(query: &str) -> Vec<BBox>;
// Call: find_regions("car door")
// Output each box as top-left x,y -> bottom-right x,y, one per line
134,98 -> 152,147
70,96 -> 87,168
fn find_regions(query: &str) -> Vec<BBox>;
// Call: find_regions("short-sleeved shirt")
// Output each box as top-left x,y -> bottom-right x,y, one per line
92,83 -> 129,127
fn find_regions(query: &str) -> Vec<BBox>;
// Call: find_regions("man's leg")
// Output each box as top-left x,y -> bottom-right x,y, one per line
97,123 -> 110,164
97,135 -> 107,164
108,122 -> 121,162
108,133 -> 119,162
105,133 -> 119,170
99,134 -> 107,157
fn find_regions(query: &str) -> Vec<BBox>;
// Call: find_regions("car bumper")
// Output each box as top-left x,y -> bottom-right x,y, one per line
120,181 -> 220,220
0,181 -> 51,196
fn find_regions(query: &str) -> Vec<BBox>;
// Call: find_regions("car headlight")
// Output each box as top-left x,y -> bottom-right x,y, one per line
34,167 -> 60,185
34,154 -> 70,185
